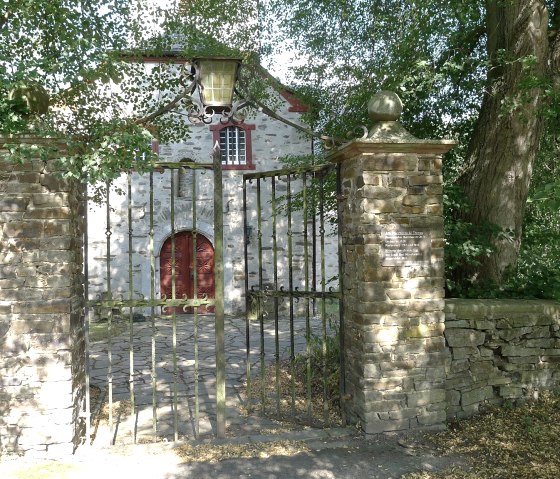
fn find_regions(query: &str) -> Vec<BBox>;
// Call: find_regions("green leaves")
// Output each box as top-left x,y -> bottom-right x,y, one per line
1,0 -> 130,90
528,181 -> 560,211
1,0 -> 134,175
261,0 -> 486,147
80,121 -> 156,177
0,0 -> 262,180
0,95 -> 29,133
444,184 -> 508,297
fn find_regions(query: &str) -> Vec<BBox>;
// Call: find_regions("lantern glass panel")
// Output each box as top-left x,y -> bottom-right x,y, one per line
198,59 -> 239,108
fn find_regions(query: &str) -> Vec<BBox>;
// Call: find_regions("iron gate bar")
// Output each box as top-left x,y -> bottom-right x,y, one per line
246,291 -> 341,300
242,178 -> 252,411
83,183 -> 92,445
149,171 -> 157,435
303,173 -> 312,418
286,173 -> 296,413
212,142 -> 226,439
105,181 -> 114,444
256,177 -> 266,415
242,163 -> 337,180
127,172 -> 136,442
319,171 -> 328,424
243,162 -> 344,428
312,173 -> 317,316
192,167 -> 200,438
86,298 -> 215,308
336,163 -> 346,426
271,177 -> 281,415
170,169 -> 179,441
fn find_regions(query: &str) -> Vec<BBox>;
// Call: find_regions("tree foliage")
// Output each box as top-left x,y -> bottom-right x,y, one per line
261,1 -> 485,141
0,0 -> 261,183
2,0 -> 559,295
260,0 -> 560,294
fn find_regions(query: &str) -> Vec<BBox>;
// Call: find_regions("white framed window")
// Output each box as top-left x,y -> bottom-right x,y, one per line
210,123 -> 256,170
220,126 -> 246,166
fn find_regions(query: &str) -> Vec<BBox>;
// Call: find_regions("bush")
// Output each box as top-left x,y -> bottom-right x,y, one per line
444,184 -> 560,301
500,204 -> 560,300
444,184 -> 507,297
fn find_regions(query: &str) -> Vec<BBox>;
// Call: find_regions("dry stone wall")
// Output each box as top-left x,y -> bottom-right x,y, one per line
445,299 -> 560,419
0,137 -> 85,455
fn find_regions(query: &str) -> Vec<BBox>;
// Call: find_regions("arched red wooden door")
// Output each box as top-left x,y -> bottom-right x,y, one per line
160,231 -> 215,314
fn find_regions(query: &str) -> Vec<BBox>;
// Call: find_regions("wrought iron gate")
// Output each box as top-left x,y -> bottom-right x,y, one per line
83,147 -> 225,445
242,162 -> 346,427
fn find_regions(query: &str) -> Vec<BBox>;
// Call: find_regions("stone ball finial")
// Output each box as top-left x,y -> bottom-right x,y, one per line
368,91 -> 403,122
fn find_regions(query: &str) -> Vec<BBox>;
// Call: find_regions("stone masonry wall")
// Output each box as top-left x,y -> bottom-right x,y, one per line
0,137 -> 85,455
332,146 -> 450,434
445,299 -> 560,419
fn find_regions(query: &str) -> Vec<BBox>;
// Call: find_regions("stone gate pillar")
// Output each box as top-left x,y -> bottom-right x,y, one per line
328,92 -> 456,434
0,136 -> 85,455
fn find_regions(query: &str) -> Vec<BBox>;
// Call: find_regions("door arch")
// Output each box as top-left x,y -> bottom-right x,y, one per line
160,231 -> 215,314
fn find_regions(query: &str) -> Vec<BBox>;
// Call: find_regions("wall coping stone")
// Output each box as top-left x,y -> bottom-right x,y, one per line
445,298 -> 560,318
328,139 -> 457,161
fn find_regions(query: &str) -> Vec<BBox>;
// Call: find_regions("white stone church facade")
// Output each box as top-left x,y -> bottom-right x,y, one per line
85,65 -> 337,315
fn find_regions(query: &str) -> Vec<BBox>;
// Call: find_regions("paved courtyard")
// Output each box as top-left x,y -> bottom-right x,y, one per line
88,313 -> 329,446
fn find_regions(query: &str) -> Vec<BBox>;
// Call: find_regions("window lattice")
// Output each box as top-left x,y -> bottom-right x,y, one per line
219,127 -> 246,165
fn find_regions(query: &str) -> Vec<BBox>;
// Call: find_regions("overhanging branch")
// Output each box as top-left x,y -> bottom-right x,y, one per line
246,95 -> 340,146
134,79 -> 196,126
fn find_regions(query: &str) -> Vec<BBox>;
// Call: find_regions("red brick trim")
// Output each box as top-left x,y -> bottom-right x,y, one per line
279,90 -> 308,113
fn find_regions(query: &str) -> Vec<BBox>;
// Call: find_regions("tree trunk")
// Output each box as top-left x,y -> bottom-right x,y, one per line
458,0 -> 549,285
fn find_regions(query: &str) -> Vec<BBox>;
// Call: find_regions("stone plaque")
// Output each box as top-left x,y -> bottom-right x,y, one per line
381,227 -> 431,266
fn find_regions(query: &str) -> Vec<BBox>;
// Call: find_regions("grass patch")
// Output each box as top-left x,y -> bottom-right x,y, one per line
404,392 -> 560,479
243,322 -> 343,428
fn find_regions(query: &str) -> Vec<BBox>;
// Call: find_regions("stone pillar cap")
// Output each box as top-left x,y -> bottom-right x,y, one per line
327,91 -> 457,161
367,91 -> 422,141
368,91 -> 403,122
